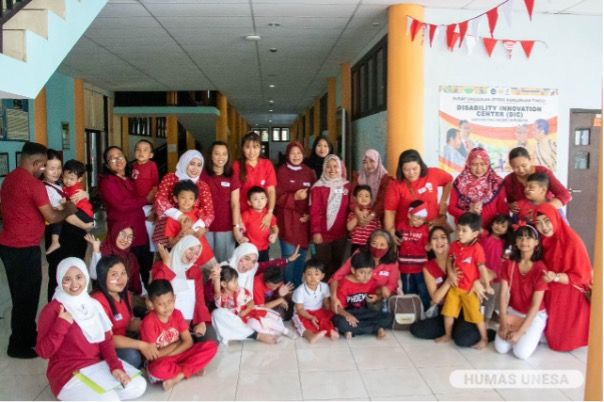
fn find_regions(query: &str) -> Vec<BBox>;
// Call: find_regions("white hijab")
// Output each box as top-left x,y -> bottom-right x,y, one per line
169,235 -> 202,279
224,242 -> 259,294
175,150 -> 204,183
53,257 -> 112,344
311,154 -> 348,231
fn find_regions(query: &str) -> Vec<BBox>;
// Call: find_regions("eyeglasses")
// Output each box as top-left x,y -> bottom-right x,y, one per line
108,156 -> 126,164
118,232 -> 134,241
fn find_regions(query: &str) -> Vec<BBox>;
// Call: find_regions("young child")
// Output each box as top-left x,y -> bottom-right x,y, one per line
241,186 -> 279,262
515,172 -> 549,223
165,180 -> 216,270
253,266 -> 294,320
346,185 -> 382,253
141,280 -> 218,391
46,159 -> 94,255
292,259 -> 339,343
397,200 -> 431,310
436,212 -> 493,349
332,252 -> 393,339
495,224 -> 548,360
131,139 -> 159,253
212,265 -> 293,343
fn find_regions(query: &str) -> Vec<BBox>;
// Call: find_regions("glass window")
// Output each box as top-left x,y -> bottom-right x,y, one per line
574,151 -> 590,170
272,128 -> 280,142
376,48 -> 385,107
574,129 -> 590,146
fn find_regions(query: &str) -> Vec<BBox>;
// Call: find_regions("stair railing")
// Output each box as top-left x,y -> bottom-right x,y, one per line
0,0 -> 33,53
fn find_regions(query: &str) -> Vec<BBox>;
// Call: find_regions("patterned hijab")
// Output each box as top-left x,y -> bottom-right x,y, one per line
312,154 -> 348,230
357,149 -> 388,202
453,147 -> 503,209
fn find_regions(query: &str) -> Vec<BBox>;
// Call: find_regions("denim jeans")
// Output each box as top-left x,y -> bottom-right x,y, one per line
280,240 -> 307,287
401,272 -> 431,311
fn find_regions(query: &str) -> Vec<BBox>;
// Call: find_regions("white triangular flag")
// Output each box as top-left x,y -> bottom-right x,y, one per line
406,16 -> 413,36
501,0 -> 514,27
465,35 -> 477,55
469,18 -> 481,39
433,25 -> 443,49
502,40 -> 516,59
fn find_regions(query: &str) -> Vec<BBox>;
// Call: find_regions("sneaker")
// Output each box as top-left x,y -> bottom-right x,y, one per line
7,347 -> 38,359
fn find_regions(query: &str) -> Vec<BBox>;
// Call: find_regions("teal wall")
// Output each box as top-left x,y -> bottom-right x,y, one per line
45,72 -> 75,160
351,111 -> 387,172
0,100 -> 35,184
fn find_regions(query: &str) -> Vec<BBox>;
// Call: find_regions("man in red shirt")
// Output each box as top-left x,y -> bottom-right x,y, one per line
0,142 -> 76,358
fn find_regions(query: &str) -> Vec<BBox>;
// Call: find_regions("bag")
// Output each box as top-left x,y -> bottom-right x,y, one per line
388,294 -> 423,330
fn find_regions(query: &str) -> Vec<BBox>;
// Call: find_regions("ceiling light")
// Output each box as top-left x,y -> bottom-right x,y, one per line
244,34 -> 262,41
268,100 -> 274,104
372,22 -> 381,26
269,48 -> 278,53
268,109 -> 273,112
268,119 -> 272,123
269,84 -> 275,88
267,22 -> 280,27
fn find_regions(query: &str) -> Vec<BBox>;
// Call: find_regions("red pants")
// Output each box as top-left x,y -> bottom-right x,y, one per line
292,308 -> 336,336
148,341 -> 218,381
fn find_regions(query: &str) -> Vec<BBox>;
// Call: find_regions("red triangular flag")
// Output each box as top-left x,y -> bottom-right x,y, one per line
502,40 -> 516,59
428,24 -> 438,47
486,7 -> 499,37
520,40 -> 535,58
446,24 -> 457,49
448,32 -> 460,51
410,19 -> 423,42
483,37 -> 498,57
524,0 -> 535,20
457,21 -> 469,47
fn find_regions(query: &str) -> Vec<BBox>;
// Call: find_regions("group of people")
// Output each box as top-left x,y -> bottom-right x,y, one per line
0,132 -> 592,400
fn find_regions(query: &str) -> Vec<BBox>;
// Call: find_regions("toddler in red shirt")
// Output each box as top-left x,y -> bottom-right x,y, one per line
46,159 -> 94,255
131,139 -> 159,251
347,184 -> 382,253
141,280 -> 217,391
253,265 -> 294,320
241,186 -> 278,262
515,172 -> 549,223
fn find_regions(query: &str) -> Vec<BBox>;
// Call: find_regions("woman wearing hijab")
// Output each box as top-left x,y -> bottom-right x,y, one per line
350,149 -> 392,220
276,141 -> 317,287
534,203 -> 592,351
304,135 -> 334,180
310,154 -> 351,279
151,235 -> 217,343
152,150 -> 215,248
448,148 -> 508,229
36,257 -> 147,401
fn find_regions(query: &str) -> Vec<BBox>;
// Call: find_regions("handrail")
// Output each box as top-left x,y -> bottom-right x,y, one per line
0,0 -> 33,53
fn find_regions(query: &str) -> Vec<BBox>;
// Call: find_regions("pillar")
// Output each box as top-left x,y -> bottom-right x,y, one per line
34,87 -> 47,146
341,63 -> 352,163
186,130 -> 196,150
304,110 -> 311,149
74,79 -> 85,162
166,115 -> 178,171
216,93 -> 228,142
327,77 -> 337,145
386,4 -> 424,174
120,116 -> 129,152
313,97 -> 321,137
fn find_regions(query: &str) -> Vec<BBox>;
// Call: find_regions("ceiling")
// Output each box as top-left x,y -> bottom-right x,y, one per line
59,0 -> 602,127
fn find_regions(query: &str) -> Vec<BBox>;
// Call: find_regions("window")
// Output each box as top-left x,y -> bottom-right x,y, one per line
352,35 -> 387,120
271,127 -> 290,142
128,117 -> 151,136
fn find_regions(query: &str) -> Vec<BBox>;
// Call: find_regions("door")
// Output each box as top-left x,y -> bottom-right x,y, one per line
85,129 -> 107,191
566,109 -> 602,263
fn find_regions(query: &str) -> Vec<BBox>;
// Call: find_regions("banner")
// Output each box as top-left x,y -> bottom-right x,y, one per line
438,86 -> 559,175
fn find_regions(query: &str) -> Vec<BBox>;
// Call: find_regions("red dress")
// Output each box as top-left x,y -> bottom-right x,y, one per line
309,183 -> 350,243
276,164 -> 315,248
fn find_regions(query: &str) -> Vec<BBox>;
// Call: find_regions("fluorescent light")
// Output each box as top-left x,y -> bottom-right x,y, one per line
244,34 -> 262,41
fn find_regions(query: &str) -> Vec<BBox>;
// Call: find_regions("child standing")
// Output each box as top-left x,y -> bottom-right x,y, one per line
436,212 -> 493,349
141,280 -> 218,391
495,224 -> 548,359
346,185 -> 382,253
332,252 -> 393,339
292,259 -> 339,343
131,139 -> 159,258
241,186 -> 279,262
397,200 -> 431,310
253,266 -> 294,320
515,172 -> 549,223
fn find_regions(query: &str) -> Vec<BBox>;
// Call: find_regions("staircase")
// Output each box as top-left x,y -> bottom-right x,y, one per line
0,0 -> 107,99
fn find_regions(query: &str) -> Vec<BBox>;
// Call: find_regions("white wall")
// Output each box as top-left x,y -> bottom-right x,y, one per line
422,9 -> 602,186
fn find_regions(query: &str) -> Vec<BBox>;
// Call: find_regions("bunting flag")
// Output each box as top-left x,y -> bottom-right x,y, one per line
501,0 -> 514,27
520,40 -> 536,57
468,18 -> 480,40
465,36 -> 477,55
524,0 -> 535,20
486,7 -> 499,37
483,37 -> 498,57
502,40 -> 516,58
448,32 -> 460,51
446,24 -> 457,49
457,21 -> 469,47
428,24 -> 438,47
410,19 -> 423,41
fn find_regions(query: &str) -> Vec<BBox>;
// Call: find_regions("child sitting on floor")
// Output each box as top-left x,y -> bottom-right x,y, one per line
253,265 -> 294,320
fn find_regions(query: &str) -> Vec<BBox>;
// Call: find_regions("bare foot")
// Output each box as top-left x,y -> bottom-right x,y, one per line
329,331 -> 340,341
376,328 -> 386,339
45,242 -> 61,255
435,334 -> 451,343
162,373 -> 185,391
472,338 -> 488,350
345,331 -> 353,340
256,333 -> 278,344
308,330 -> 327,344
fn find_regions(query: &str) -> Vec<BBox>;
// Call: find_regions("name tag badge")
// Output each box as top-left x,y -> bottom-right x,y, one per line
303,182 -> 311,187
378,271 -> 390,277
221,181 -> 231,188
260,179 -> 266,186
114,313 -> 123,321
435,277 -> 444,285
334,188 -> 343,194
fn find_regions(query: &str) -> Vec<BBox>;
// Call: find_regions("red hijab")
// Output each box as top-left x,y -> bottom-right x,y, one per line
536,203 -> 592,286
453,147 -> 503,209
100,221 -> 143,295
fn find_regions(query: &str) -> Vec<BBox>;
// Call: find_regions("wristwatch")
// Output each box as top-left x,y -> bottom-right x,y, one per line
233,224 -> 240,229
554,274 -> 560,282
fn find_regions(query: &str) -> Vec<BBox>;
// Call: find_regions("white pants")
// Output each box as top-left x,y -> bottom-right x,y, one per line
206,231 -> 236,264
495,307 -> 548,360
212,308 -> 255,344
57,373 -> 147,401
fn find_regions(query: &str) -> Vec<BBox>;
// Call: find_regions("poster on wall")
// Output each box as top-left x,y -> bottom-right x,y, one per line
439,86 -> 559,176
0,99 -> 29,141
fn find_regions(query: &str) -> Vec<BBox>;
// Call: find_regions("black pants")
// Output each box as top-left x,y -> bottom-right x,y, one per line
258,249 -> 270,263
45,223 -> 87,302
314,237 -> 348,280
0,245 -> 41,351
332,307 -> 393,337
409,311 -> 494,347
131,244 -> 154,287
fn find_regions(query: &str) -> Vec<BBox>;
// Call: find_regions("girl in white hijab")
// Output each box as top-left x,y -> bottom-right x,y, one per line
225,242 -> 260,294
36,257 -> 147,401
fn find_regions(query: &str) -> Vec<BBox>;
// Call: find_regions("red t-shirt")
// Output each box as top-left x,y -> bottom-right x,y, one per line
480,233 -> 505,282
140,309 -> 188,348
131,160 -> 159,201
337,276 -> 377,309
516,199 -> 540,223
503,165 -> 571,205
500,259 -> 548,314
330,253 -> 399,294
165,210 -> 215,266
424,259 -> 447,289
384,168 -> 452,227
242,208 -> 277,251
92,292 -> 133,337
253,275 -> 277,306
397,221 -> 429,274
200,171 -> 241,232
0,167 -> 50,247
233,158 -> 277,213
63,182 -> 94,218
347,210 -> 382,246
449,240 -> 486,291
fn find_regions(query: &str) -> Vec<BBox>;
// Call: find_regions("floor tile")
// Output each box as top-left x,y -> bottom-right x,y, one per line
418,365 -> 476,394
295,335 -> 349,350
361,368 -> 432,398
169,371 -> 237,401
296,347 -> 356,372
138,383 -> 172,401
236,370 -> 301,400
370,394 -> 437,401
0,355 -> 49,375
351,346 -> 414,370
34,385 -> 55,401
458,346 -> 534,370
241,335 -> 297,351
495,388 -> 570,401
347,331 -> 400,348
239,348 -> 298,373
569,347 -> 588,363
527,347 -> 587,372
300,370 -> 368,400
0,374 -> 48,400
562,386 -> 586,401
406,342 -> 472,368
434,390 -> 504,400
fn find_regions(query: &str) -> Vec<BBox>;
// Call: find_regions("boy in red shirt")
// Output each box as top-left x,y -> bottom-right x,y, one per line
253,266 -> 294,320
397,200 -> 430,310
141,280 -> 217,391
46,159 -> 94,255
515,172 -> 549,223
242,186 -> 278,262
131,139 -> 159,253
437,212 -> 493,349
347,185 -> 382,253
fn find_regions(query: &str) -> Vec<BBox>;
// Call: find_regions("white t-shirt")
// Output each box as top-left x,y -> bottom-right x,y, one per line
44,182 -> 64,208
292,282 -> 330,311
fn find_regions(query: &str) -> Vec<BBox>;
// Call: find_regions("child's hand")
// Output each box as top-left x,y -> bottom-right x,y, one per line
58,305 -> 73,324
313,234 -> 323,245
84,234 -> 101,253
260,213 -> 273,230
268,232 -> 278,244
179,214 -> 192,229
331,297 -> 343,314
111,369 -> 131,387
287,244 -> 301,262
278,282 -> 294,297
344,313 -> 359,327
70,189 -> 88,204
506,330 -> 522,344
299,214 -> 309,223
294,188 -> 308,201
139,341 -> 159,361
542,270 -> 557,283
310,316 -> 320,329
279,298 -> 289,310
193,322 -> 207,336
498,324 -> 508,340
366,294 -> 379,303
157,243 -> 171,266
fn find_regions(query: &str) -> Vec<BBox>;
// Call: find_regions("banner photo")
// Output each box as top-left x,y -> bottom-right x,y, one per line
439,86 -> 558,176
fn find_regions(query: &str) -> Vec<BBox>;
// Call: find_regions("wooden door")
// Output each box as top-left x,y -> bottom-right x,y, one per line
566,109 -> 602,262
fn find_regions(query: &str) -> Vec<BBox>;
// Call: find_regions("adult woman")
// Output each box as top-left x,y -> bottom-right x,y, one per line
92,255 -> 156,368
201,141 -> 243,262
43,149 -> 92,301
535,203 -> 591,351
304,135 -> 334,180
503,147 -> 571,214
276,141 -> 316,287
36,257 -> 147,400
99,146 -> 152,283
384,149 -> 453,242
349,149 -> 392,220
448,147 -> 508,229
329,229 -> 399,312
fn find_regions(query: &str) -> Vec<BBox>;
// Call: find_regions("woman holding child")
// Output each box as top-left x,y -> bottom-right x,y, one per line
349,149 -> 392,220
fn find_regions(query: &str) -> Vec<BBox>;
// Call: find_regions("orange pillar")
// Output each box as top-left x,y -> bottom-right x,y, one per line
167,115 -> 178,171
120,116 -> 129,153
34,87 -> 48,146
216,93 -> 228,142
186,130 -> 196,150
327,77 -> 337,145
74,79 -> 85,162
313,97 -> 321,137
341,63 -> 351,115
387,4 -> 424,174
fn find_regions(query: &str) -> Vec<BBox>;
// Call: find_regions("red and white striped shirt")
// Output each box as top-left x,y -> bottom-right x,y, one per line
347,210 -> 381,246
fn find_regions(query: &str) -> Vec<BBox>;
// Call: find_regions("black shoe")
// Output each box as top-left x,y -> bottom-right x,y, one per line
487,328 -> 496,343
7,346 -> 38,359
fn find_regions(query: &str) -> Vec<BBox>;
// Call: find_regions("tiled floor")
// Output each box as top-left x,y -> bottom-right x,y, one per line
0,242 -> 588,401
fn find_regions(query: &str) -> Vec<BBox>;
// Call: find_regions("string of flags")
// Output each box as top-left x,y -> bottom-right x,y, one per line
406,0 -> 547,59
